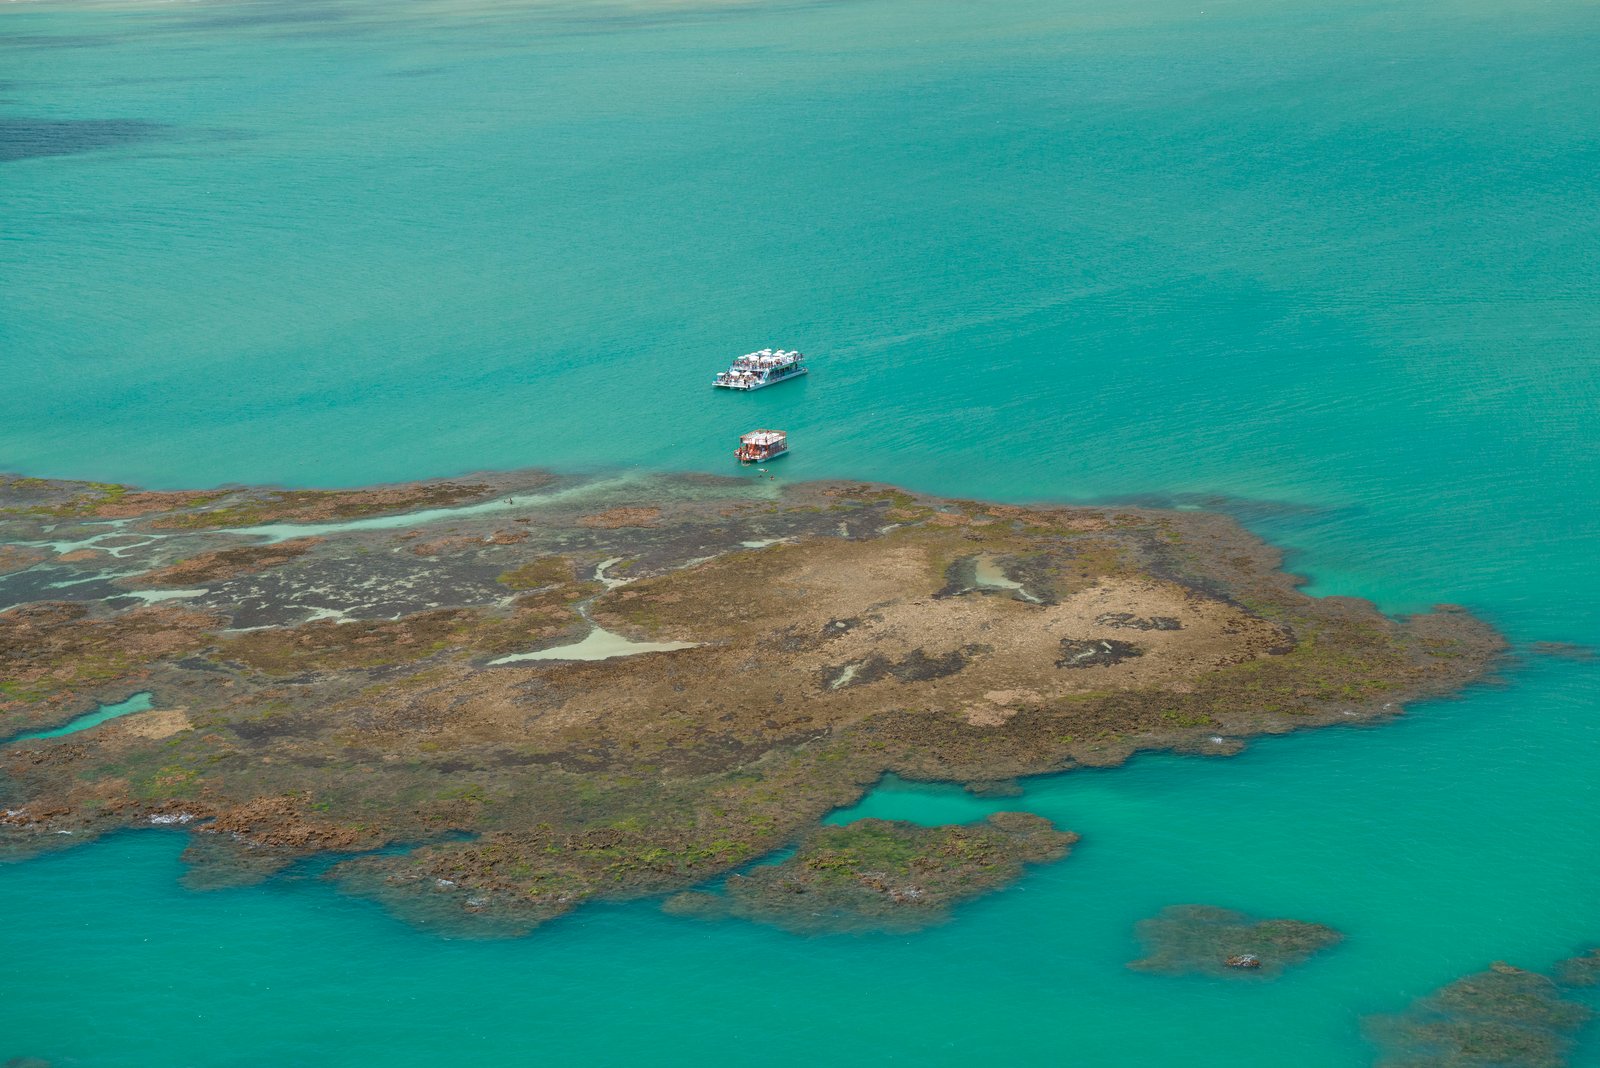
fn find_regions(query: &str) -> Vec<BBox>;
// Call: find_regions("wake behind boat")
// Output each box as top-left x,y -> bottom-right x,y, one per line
713,349 -> 808,390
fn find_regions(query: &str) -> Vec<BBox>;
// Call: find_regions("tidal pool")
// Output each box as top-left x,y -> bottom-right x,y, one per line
7,692 -> 154,743
489,626 -> 698,664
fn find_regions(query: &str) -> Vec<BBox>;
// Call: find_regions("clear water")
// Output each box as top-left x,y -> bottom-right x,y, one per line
3,0 -> 1599,1063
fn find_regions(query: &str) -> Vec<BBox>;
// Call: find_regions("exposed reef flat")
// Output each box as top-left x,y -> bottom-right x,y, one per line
0,470 -> 1503,933
1367,959 -> 1596,1067
664,813 -> 1075,933
1129,904 -> 1342,978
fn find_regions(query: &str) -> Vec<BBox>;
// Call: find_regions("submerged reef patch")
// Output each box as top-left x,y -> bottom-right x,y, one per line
0,470 -> 1504,934
1366,960 -> 1593,1067
1554,948 -> 1600,988
0,115 -> 168,163
664,813 -> 1075,934
1129,904 -> 1342,978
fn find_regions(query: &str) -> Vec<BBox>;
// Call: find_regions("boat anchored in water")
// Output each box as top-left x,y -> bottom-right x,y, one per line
713,349 -> 808,390
736,429 -> 789,464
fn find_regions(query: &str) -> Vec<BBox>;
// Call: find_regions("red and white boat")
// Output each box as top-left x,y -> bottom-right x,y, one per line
735,429 -> 789,464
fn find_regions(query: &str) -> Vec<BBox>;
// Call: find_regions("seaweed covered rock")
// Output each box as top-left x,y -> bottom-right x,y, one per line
1129,904 -> 1342,978
665,813 -> 1076,934
1366,961 -> 1591,1068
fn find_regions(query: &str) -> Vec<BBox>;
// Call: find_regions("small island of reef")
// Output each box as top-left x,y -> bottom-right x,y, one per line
0,470 -> 1502,934
1130,904 -> 1343,978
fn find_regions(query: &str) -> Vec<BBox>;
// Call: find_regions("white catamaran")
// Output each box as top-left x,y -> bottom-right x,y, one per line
713,349 -> 808,390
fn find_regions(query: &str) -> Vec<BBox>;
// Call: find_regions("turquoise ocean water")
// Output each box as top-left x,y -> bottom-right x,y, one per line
3,0 -> 1599,1063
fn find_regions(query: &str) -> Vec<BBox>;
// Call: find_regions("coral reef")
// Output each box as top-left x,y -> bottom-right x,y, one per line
0,471 -> 1504,933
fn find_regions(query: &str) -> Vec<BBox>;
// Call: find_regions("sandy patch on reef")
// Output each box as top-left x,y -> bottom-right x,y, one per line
791,571 -> 1286,697
964,689 -> 1045,727
119,708 -> 193,740
348,535 -> 1290,756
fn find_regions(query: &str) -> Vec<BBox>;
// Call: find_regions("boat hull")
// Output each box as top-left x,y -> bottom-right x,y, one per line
713,368 -> 809,390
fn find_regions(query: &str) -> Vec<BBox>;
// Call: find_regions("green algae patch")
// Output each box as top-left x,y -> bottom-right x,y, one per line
1366,961 -> 1593,1068
497,556 -> 577,590
0,475 -> 226,520
1130,904 -> 1342,978
664,813 -> 1076,934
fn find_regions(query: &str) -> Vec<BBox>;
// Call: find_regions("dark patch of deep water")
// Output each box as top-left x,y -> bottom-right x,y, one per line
0,116 -> 169,163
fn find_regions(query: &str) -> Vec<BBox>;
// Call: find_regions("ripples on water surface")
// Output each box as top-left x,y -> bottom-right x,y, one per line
2,0 -> 1598,1063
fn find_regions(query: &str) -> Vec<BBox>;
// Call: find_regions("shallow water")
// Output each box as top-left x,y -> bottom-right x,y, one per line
3,0 -> 1599,1063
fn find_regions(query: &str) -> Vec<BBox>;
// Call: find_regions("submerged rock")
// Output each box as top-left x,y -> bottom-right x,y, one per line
1129,904 -> 1341,978
1528,641 -> 1596,663
964,778 -> 1025,798
1366,961 -> 1592,1068
1553,947 -> 1600,988
665,813 -> 1076,934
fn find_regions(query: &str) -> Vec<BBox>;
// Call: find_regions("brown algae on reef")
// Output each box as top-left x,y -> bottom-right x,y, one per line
0,471 -> 1505,933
